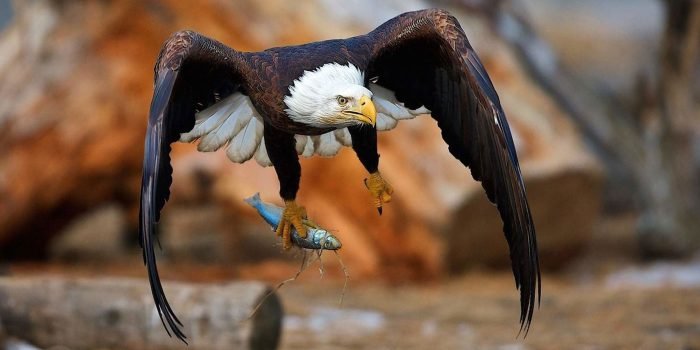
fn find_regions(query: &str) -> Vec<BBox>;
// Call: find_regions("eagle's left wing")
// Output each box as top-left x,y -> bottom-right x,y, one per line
362,9 -> 541,333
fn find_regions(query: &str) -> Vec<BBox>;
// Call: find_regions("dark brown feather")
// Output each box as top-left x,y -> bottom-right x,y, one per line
362,9 -> 541,333
140,31 -> 252,342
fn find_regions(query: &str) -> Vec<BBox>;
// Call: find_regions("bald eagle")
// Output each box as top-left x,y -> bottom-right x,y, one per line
140,9 -> 540,342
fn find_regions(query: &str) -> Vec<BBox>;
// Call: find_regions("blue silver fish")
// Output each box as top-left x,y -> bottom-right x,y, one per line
244,193 -> 342,250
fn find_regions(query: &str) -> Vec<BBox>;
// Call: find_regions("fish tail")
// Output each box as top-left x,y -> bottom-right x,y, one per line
244,192 -> 262,207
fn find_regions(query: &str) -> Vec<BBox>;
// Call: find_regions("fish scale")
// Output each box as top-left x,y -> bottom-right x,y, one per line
244,193 -> 342,251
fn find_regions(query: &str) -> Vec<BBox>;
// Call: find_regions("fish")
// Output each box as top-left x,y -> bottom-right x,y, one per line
244,193 -> 342,250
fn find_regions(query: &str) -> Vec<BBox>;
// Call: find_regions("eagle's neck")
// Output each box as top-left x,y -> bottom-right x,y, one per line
284,63 -> 365,127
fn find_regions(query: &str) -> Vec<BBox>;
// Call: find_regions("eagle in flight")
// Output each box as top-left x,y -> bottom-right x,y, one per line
140,9 -> 540,342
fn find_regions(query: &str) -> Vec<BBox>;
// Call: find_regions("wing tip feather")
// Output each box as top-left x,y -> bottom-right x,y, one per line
141,65 -> 189,343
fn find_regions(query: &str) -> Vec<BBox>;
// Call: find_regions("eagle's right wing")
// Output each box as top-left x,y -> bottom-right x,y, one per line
140,31 -> 254,342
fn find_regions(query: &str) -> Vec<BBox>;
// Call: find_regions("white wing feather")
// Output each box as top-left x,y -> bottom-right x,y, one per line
315,132 -> 342,157
334,128 -> 352,147
198,108 -> 252,152
227,116 -> 263,163
369,83 -> 429,131
302,136 -> 316,158
376,113 -> 398,131
180,93 -> 245,144
197,95 -> 255,152
294,135 -> 308,154
254,137 -> 272,167
178,86 -> 429,167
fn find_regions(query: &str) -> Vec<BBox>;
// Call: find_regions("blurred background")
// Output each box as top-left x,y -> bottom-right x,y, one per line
0,0 -> 698,349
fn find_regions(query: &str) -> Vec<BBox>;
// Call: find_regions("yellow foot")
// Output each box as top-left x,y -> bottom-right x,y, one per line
364,171 -> 394,215
276,200 -> 308,250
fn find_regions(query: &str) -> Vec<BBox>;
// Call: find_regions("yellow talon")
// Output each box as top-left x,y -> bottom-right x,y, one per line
364,171 -> 394,215
275,200 -> 308,250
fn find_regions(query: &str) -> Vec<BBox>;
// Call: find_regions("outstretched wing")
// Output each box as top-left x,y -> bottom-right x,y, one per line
140,31 -> 253,342
364,9 -> 540,333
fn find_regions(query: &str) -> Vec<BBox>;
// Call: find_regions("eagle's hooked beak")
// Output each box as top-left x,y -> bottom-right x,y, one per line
347,95 -> 376,127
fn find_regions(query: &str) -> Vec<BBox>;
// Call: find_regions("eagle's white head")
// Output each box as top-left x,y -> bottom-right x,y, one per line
284,63 -> 376,128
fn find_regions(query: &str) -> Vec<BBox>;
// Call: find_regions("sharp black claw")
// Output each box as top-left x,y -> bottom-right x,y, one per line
377,206 -> 383,215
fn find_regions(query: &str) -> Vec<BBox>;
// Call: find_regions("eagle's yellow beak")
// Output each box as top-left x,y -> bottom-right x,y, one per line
347,95 -> 376,126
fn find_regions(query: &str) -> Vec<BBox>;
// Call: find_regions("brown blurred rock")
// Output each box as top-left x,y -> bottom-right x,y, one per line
437,34 -> 605,271
159,204 -> 285,264
446,169 -> 603,272
0,277 -> 281,349
161,205 -> 230,263
48,204 -> 128,262
0,0 -> 602,277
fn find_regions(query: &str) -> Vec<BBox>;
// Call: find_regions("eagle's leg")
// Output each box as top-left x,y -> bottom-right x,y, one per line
349,126 -> 393,214
264,126 -> 307,250
278,200 -> 308,249
364,172 -> 394,214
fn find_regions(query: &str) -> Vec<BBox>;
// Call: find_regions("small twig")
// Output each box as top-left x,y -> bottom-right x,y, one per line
316,249 -> 325,279
248,251 -> 311,319
334,250 -> 350,307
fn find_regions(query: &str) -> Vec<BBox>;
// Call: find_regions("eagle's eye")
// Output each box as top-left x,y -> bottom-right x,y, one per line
336,96 -> 348,106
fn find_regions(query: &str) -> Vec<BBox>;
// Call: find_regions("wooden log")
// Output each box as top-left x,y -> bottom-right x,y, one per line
0,277 -> 282,350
